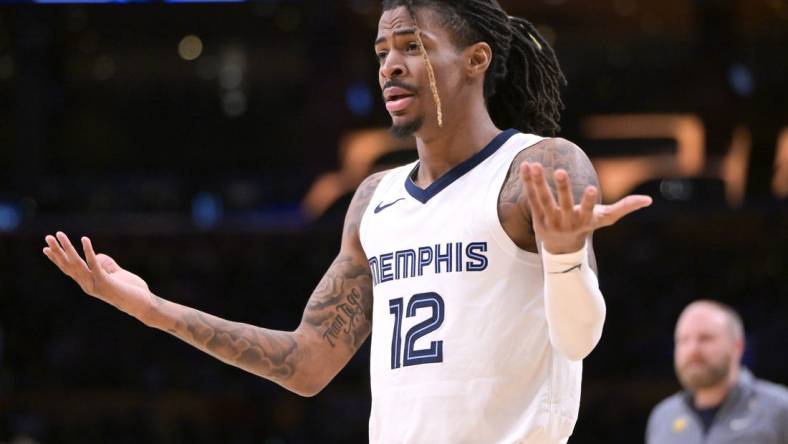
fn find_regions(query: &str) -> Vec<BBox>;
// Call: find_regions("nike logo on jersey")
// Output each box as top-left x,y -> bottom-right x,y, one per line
549,263 -> 582,274
374,198 -> 405,214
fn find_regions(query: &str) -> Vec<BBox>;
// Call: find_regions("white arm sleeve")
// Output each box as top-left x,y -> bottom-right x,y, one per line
541,240 -> 606,361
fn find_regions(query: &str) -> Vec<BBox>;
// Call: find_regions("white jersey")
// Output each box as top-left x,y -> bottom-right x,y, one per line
359,129 -> 582,444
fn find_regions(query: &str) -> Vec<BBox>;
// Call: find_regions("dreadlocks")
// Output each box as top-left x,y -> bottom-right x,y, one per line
381,0 -> 567,136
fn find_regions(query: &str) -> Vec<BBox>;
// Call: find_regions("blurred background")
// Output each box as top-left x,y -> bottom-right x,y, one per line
0,0 -> 787,443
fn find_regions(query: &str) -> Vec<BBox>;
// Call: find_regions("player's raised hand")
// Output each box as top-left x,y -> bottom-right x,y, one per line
43,232 -> 155,320
519,161 -> 652,254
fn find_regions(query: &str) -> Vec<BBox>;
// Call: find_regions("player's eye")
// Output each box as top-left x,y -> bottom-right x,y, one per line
406,42 -> 420,52
376,51 -> 388,63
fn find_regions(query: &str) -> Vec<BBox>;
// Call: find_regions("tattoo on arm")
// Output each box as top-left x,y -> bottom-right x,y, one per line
321,290 -> 364,347
341,171 -> 386,240
170,310 -> 300,382
498,138 -> 602,271
304,255 -> 373,350
304,171 -> 384,349
499,137 -> 601,213
541,138 -> 601,204
164,172 -> 385,385
164,257 -> 371,385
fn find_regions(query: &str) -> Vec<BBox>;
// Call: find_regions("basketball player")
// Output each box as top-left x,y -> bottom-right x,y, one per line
43,1 -> 652,443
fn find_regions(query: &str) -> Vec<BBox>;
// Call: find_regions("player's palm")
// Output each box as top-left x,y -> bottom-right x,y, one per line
44,232 -> 154,317
519,162 -> 652,254
90,253 -> 150,298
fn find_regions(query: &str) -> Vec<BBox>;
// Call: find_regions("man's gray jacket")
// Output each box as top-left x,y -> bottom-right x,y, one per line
646,369 -> 788,443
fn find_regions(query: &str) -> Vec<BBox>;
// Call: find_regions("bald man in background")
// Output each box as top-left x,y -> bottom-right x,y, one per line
646,300 -> 788,443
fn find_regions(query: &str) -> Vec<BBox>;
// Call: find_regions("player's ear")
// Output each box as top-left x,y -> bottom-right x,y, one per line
464,42 -> 492,80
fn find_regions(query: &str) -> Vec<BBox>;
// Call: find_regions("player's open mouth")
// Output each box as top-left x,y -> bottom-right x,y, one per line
386,95 -> 415,112
384,86 -> 416,113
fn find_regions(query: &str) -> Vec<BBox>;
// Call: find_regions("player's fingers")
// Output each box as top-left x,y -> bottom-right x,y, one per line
554,170 -> 575,214
594,195 -> 652,228
530,164 -> 560,226
45,235 -> 68,266
44,236 -> 81,282
578,186 -> 598,225
55,232 -> 78,261
520,162 -> 546,223
56,231 -> 91,275
81,237 -> 103,276
43,245 -> 67,271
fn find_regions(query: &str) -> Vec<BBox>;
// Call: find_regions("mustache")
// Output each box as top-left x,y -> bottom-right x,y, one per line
681,357 -> 709,368
382,79 -> 418,97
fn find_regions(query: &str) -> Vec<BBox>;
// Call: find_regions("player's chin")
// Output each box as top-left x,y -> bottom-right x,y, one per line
389,115 -> 423,139
390,113 -> 414,128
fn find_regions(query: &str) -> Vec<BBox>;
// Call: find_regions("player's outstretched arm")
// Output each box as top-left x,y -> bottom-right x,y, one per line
42,172 -> 386,397
500,138 -> 651,360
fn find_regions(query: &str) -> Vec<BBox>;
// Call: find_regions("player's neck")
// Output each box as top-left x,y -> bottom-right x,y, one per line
412,107 -> 500,188
692,366 -> 739,409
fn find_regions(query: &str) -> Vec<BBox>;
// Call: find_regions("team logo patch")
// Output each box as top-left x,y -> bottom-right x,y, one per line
672,416 -> 688,433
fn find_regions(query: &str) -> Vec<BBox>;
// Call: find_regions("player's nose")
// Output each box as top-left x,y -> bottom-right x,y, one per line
380,52 -> 407,80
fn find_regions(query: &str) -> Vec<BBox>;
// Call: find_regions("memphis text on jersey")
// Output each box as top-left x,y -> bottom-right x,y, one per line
367,241 -> 489,287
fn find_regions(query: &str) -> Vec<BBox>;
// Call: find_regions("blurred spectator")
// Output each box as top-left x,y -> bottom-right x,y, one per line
646,300 -> 788,443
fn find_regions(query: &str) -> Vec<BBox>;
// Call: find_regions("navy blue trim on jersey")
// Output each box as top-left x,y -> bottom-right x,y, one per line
405,128 -> 519,203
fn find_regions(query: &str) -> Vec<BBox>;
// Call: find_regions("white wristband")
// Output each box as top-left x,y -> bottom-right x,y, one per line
541,243 -> 587,274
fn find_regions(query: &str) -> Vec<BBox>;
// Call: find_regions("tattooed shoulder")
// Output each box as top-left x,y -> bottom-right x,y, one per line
343,170 -> 389,240
499,137 -> 600,210
497,138 -> 600,252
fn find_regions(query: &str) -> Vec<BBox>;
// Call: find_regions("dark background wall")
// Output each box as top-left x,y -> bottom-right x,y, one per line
0,1 -> 786,443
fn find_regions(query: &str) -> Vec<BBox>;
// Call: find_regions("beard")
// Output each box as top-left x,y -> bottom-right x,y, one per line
675,353 -> 731,390
389,116 -> 423,139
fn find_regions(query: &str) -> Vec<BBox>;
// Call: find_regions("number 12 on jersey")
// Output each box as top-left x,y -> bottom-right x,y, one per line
388,292 -> 445,369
